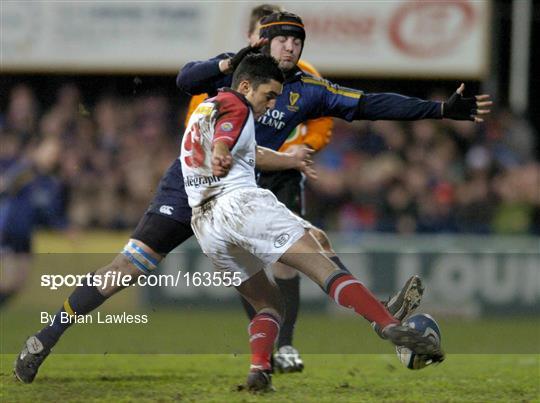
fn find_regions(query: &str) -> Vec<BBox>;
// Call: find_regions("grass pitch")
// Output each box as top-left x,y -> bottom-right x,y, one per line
1,231 -> 538,401
1,353 -> 538,402
1,309 -> 539,402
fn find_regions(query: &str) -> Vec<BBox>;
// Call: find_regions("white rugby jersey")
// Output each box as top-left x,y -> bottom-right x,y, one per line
180,89 -> 257,207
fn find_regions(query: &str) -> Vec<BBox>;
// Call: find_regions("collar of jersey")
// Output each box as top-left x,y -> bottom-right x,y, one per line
283,66 -> 303,83
218,88 -> 253,111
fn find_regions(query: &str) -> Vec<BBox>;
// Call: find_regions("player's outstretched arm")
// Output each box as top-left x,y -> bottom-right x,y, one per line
256,145 -> 317,180
442,83 -> 492,122
176,53 -> 233,95
176,39 -> 267,95
211,140 -> 233,177
355,83 -> 492,122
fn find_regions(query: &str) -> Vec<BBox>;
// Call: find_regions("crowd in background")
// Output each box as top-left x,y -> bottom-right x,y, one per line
2,83 -> 178,229
2,83 -> 539,235
307,113 -> 539,234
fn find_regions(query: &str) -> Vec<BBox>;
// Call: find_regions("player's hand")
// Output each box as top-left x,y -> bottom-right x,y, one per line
442,83 -> 492,122
228,38 -> 269,72
287,145 -> 317,180
287,144 -> 314,166
300,162 -> 318,181
211,154 -> 232,177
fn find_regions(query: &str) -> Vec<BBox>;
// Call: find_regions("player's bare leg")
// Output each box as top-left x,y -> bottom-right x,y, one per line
14,239 -> 161,383
268,225 -> 332,373
305,226 -> 424,328
278,231 -> 444,361
235,270 -> 283,392
310,224 -> 424,325
271,224 -> 424,372
309,226 -> 335,254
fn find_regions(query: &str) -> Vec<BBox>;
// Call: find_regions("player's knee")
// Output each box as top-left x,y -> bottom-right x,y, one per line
107,254 -> 144,279
272,262 -> 297,279
309,227 -> 334,253
120,239 -> 161,276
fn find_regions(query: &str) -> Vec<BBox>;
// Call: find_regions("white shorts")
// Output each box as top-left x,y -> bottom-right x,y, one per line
191,187 -> 309,283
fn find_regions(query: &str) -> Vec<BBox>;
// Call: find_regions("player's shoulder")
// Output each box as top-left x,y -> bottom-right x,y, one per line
215,90 -> 250,115
298,59 -> 321,77
300,74 -> 363,99
300,73 -> 331,89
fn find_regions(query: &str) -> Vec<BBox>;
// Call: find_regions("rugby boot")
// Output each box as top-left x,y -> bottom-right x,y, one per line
385,275 -> 424,321
383,324 -> 445,363
273,345 -> 304,373
14,335 -> 51,383
374,275 -> 424,338
246,369 -> 275,392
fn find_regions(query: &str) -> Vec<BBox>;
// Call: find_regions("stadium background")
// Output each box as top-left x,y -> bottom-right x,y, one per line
1,1 -> 539,401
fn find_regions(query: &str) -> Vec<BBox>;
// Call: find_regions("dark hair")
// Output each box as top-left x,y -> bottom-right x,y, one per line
231,54 -> 284,90
248,4 -> 284,35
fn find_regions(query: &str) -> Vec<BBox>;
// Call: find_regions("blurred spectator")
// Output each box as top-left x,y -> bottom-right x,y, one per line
1,82 -> 538,235
5,85 -> 39,144
2,83 -> 181,231
307,105 -> 538,235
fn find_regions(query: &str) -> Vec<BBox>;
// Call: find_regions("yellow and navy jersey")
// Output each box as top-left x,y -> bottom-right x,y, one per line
278,59 -> 333,152
178,52 -> 441,152
252,70 -> 361,151
185,59 -> 333,153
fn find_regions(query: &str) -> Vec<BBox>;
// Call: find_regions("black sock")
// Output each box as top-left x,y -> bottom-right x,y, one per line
275,275 -> 300,348
239,295 -> 257,321
330,256 -> 351,273
37,273 -> 108,348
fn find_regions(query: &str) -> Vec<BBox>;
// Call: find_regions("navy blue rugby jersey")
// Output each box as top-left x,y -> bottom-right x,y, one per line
177,53 -> 442,151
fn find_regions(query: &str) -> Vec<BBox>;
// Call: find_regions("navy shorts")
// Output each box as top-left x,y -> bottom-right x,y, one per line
145,159 -> 192,224
131,159 -> 194,255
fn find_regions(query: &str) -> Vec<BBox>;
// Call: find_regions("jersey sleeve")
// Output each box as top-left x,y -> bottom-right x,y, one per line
302,76 -> 362,122
302,76 -> 443,122
302,117 -> 333,151
278,117 -> 333,153
213,94 -> 250,150
356,92 -> 443,120
185,93 -> 209,128
176,53 -> 234,96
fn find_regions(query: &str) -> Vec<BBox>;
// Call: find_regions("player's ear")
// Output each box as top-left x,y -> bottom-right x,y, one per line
237,80 -> 251,95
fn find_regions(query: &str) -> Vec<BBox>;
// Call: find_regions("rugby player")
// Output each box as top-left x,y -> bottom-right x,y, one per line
13,11 -> 481,385
1,137 -> 67,308
180,53 -> 444,392
12,94 -> 314,383
185,4 -> 336,373
176,10 -> 492,371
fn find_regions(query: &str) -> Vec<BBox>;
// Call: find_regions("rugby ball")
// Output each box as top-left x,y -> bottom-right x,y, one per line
396,313 -> 442,370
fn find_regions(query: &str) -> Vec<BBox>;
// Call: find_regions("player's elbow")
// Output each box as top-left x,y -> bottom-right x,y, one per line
176,70 -> 193,94
176,64 -> 200,94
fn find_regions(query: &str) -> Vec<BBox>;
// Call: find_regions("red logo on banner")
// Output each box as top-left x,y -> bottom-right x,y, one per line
389,1 -> 475,58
